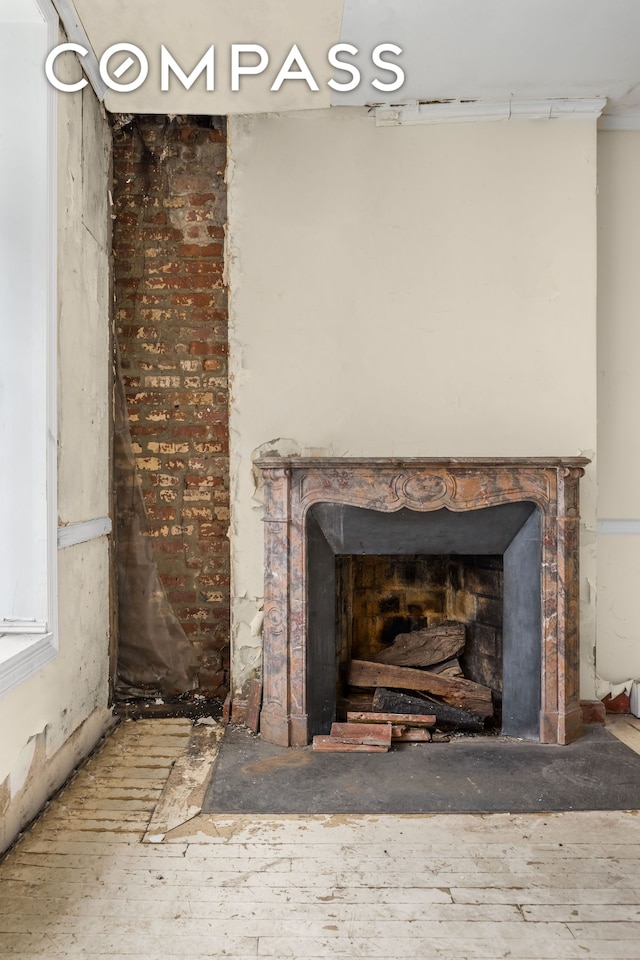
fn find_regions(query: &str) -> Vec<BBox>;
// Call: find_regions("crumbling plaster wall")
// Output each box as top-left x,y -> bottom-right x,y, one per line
0,61 -> 112,853
596,130 -> 640,684
227,107 -> 598,700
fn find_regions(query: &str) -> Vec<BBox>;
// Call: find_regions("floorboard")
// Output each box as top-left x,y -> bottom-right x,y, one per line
1,717 -> 639,960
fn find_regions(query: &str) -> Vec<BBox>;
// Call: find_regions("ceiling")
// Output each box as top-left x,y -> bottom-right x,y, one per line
62,0 -> 640,123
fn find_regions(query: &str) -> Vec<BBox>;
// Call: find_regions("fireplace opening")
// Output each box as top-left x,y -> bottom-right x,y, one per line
335,553 -> 504,730
307,501 -> 542,741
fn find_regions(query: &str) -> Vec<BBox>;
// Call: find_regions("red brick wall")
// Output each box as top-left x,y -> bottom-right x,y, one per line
113,116 -> 229,698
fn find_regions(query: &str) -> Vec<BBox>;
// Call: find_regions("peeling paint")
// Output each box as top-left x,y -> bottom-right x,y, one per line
9,735 -> 39,799
250,607 -> 264,637
1,707 -> 113,854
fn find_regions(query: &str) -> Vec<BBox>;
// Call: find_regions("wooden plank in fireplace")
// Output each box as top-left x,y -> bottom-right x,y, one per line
371,621 -> 466,668
346,711 -> 436,727
372,688 -> 485,731
329,722 -> 393,745
349,659 -> 494,719
312,721 -> 392,752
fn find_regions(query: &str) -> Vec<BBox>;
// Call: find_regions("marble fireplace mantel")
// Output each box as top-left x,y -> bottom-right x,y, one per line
253,457 -> 590,747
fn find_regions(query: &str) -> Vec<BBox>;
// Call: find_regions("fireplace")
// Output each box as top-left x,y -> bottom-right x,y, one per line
254,457 -> 588,747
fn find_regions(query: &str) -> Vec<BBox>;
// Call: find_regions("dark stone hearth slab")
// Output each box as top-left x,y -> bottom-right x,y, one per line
202,724 -> 640,815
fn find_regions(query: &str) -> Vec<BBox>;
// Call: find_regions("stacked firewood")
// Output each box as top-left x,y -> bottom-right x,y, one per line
313,620 -> 493,752
312,712 -> 451,752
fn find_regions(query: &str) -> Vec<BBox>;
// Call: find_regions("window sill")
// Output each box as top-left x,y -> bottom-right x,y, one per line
0,633 -> 56,698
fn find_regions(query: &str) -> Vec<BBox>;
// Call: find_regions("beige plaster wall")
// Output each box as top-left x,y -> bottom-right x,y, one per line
227,107 -> 598,697
596,131 -> 640,684
0,71 -> 113,850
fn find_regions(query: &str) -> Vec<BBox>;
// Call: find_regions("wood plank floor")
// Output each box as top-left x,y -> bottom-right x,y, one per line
1,717 -> 640,959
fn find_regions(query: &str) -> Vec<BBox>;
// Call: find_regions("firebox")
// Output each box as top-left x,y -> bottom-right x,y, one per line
254,457 -> 588,747
335,552 -> 505,723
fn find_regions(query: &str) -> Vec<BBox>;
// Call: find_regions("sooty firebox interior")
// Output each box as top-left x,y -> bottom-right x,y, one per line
336,553 -> 504,718
307,501 -> 541,740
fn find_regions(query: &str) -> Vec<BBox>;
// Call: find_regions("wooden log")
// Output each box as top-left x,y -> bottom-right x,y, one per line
346,711 -> 436,728
313,736 -> 389,753
329,722 -> 392,747
392,728 -> 432,742
371,621 -> 465,668
428,657 -> 464,678
349,660 -> 493,718
338,692 -> 374,715
372,688 -> 485,731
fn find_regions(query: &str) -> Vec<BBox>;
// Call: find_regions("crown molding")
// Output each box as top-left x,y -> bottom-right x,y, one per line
375,98 -> 607,126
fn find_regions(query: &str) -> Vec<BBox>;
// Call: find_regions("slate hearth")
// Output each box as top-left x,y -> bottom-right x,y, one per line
202,723 -> 640,815
253,457 -> 589,747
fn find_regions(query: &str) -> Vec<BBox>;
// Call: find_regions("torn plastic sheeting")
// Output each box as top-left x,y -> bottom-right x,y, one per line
114,343 -> 199,698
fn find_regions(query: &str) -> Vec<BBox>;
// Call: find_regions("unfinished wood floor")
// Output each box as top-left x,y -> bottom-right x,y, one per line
1,717 -> 640,959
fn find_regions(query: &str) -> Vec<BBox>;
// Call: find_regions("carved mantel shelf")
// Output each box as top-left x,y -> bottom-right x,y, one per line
254,456 -> 590,748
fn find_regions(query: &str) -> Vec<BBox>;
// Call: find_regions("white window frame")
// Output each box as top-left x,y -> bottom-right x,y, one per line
0,0 -> 58,696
